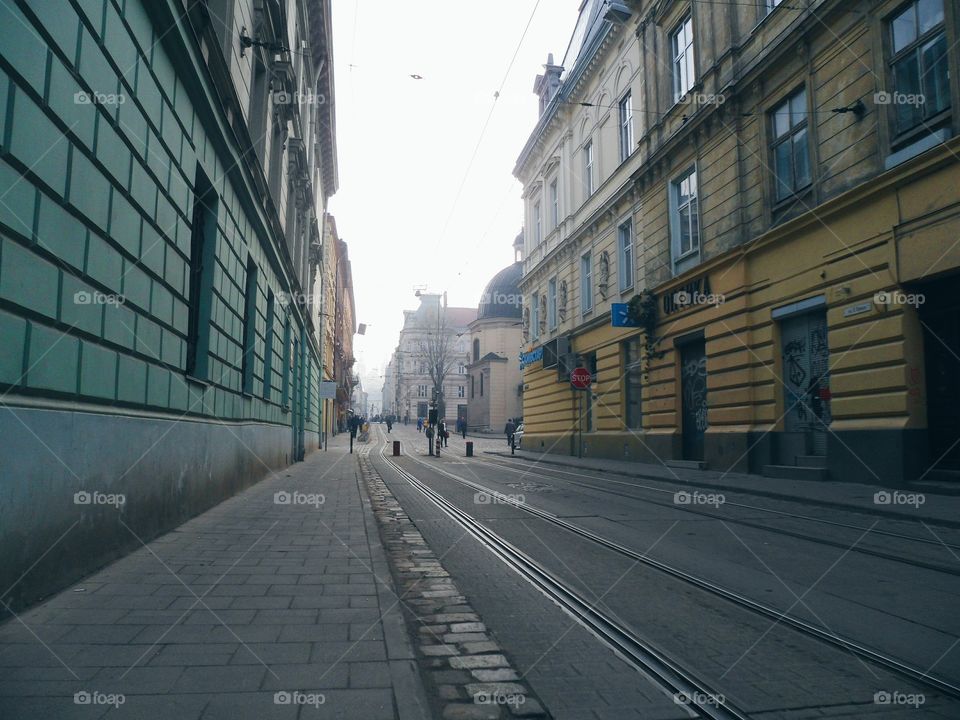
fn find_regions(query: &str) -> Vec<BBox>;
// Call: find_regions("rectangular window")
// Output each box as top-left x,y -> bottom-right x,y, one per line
531,292 -> 540,340
457,386 -> 465,398
670,167 -> 700,268
548,277 -> 558,329
242,257 -> 259,394
581,253 -> 593,314
619,91 -> 634,162
186,167 -> 218,379
417,384 -> 427,397
550,179 -> 559,229
623,338 -> 643,429
534,201 -> 542,245
480,373 -> 484,396
281,314 -> 291,408
471,375 -> 475,398
770,88 -> 811,201
263,289 -> 275,400
618,219 -> 634,291
584,141 -> 594,197
887,0 -> 949,138
671,16 -> 695,101
458,363 -> 466,374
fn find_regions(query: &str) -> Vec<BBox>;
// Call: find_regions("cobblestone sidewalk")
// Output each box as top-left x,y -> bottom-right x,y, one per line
0,435 -> 431,720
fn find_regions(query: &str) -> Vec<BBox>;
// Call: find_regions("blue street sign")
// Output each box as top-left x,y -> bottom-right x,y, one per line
611,303 -> 640,327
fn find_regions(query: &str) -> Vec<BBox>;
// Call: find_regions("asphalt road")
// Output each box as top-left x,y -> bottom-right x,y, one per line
369,423 -> 960,719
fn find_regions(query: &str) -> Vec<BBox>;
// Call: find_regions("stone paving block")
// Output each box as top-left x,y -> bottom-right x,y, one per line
450,655 -> 510,670
259,662 -> 349,690
171,665 -> 266,693
348,661 -> 394,688
309,640 -> 388,663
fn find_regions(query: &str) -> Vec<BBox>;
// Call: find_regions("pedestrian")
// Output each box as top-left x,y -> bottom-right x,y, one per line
386,417 -> 393,433
504,418 -> 516,448
438,419 -> 448,448
425,423 -> 434,456
417,417 -> 423,433
349,414 -> 359,454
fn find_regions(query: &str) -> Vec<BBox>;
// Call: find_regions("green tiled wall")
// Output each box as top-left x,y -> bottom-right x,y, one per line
0,0 -> 320,427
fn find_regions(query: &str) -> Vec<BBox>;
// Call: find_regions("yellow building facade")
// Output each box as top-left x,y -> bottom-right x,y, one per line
516,0 -> 960,485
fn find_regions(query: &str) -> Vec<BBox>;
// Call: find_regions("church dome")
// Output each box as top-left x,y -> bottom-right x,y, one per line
477,262 -> 523,320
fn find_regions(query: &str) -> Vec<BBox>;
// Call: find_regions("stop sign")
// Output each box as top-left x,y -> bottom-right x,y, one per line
570,367 -> 591,389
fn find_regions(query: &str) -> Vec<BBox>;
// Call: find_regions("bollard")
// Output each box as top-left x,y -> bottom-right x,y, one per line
465,441 -> 473,457
392,440 -> 400,456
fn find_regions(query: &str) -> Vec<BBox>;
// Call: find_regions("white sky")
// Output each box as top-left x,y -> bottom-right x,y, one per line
328,0 -> 580,387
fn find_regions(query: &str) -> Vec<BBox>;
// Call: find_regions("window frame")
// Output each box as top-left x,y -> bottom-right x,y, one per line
883,0 -> 951,147
534,200 -> 542,245
618,90 -> 634,162
581,252 -> 593,315
669,165 -> 701,273
548,276 -> 558,330
549,178 -> 559,229
583,140 -> 595,198
671,15 -> 695,102
618,218 -> 634,292
531,291 -> 540,340
769,86 -> 813,204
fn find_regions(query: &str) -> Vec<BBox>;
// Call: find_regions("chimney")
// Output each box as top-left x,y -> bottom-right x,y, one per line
533,53 -> 563,116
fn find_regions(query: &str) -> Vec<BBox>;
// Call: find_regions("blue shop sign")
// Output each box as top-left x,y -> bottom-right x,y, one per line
611,303 -> 641,327
519,346 -> 544,369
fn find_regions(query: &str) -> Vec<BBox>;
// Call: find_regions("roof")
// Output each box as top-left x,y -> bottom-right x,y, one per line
445,307 -> 478,328
478,262 -> 523,320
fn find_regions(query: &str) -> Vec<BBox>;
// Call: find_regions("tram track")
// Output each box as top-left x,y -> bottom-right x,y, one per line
467,453 -> 960,576
375,433 -> 750,720
376,429 -> 960,702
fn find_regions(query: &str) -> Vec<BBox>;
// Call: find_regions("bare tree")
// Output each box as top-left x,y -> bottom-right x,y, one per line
418,312 -> 458,420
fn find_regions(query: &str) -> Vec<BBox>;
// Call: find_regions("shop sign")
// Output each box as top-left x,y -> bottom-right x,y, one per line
519,346 -> 544,369
662,275 -> 714,315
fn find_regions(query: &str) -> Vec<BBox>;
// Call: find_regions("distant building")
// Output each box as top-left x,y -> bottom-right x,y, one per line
467,235 -> 524,432
387,294 -> 476,423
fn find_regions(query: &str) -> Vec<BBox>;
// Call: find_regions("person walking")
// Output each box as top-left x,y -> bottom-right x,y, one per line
417,417 -> 423,433
504,418 -> 516,448
424,423 -> 434,456
438,419 -> 448,448
459,418 -> 467,440
386,417 -> 393,433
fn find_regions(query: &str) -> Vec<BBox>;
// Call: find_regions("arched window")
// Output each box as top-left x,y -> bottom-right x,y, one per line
473,338 -> 480,362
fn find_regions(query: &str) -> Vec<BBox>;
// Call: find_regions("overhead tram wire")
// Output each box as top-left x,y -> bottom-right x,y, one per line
432,0 -> 542,252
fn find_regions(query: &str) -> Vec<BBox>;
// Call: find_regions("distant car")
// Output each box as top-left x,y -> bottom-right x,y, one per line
513,423 -> 524,448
